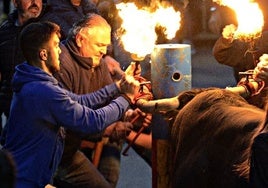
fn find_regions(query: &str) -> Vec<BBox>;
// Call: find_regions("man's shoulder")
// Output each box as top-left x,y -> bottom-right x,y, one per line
0,20 -> 18,36
0,16 -> 19,45
0,20 -> 12,29
0,11 -> 17,30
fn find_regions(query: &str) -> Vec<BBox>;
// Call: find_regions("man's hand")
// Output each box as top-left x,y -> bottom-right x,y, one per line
222,24 -> 237,42
116,75 -> 140,103
103,55 -> 124,80
125,62 -> 141,77
103,121 -> 133,143
253,54 -> 268,85
124,108 -> 152,130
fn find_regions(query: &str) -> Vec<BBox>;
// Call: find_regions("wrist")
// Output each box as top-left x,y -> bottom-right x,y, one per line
222,36 -> 234,44
121,94 -> 134,104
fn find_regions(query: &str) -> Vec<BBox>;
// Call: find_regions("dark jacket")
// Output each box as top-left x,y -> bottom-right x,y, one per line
0,6 -> 48,115
57,40 -> 113,93
54,40 -> 115,163
0,11 -> 24,115
41,0 -> 99,39
3,62 -> 129,187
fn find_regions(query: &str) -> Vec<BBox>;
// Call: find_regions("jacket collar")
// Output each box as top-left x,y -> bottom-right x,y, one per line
64,39 -> 95,70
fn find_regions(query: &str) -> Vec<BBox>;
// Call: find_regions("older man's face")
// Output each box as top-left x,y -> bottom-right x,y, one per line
14,0 -> 43,24
78,25 -> 111,67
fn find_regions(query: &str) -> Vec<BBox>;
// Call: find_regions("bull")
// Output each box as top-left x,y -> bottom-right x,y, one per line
136,85 -> 268,187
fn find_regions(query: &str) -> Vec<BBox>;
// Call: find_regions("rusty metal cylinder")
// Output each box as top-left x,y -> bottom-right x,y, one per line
151,44 -> 191,99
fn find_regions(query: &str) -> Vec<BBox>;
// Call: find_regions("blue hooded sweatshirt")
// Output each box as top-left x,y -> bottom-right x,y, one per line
2,63 -> 130,188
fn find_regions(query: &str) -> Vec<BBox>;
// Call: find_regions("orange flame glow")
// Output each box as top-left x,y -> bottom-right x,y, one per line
116,2 -> 181,59
214,0 -> 264,42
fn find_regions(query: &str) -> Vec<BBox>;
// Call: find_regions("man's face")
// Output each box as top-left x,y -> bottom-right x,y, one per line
13,0 -> 42,24
78,26 -> 111,67
89,0 -> 99,5
45,33 -> 62,73
70,0 -> 81,6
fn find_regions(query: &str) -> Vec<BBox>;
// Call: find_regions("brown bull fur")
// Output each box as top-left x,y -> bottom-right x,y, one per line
170,88 -> 267,188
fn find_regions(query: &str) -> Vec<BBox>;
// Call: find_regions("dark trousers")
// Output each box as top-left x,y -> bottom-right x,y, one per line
53,150 -> 112,188
53,142 -> 122,188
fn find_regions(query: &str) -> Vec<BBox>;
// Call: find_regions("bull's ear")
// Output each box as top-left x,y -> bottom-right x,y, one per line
177,89 -> 199,109
163,110 -> 179,124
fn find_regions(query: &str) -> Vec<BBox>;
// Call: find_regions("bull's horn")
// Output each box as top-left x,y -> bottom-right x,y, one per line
136,97 -> 180,113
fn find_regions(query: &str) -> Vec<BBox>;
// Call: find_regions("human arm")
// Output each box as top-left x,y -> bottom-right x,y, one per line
253,54 -> 268,85
65,74 -> 139,108
213,24 -> 253,69
102,121 -> 133,142
103,55 -> 123,80
66,83 -> 121,109
103,55 -> 142,80
123,108 -> 152,150
126,132 -> 152,149
48,72 -> 139,134
49,85 -> 131,134
224,53 -> 268,99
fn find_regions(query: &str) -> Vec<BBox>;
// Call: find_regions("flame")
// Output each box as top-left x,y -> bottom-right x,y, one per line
116,2 -> 181,59
214,0 -> 264,42
154,6 -> 181,40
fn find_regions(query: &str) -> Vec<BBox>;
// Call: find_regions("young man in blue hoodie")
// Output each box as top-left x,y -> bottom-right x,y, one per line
2,21 -> 139,188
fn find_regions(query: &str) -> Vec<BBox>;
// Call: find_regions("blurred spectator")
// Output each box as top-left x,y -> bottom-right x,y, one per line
213,0 -> 268,82
0,0 -> 47,141
41,0 -> 99,40
1,0 -> 10,23
208,3 -> 236,36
